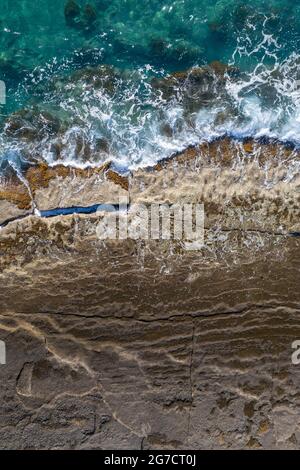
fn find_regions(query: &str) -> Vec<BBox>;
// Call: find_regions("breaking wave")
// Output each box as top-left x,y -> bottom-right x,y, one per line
1,8 -> 300,171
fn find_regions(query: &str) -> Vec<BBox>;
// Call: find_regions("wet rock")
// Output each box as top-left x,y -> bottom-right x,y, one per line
25,162 -> 128,211
131,138 -> 300,234
95,137 -> 110,153
0,172 -> 32,225
149,37 -> 169,58
151,62 -> 238,107
4,108 -> 61,140
208,22 -> 223,32
65,1 -> 97,31
72,47 -> 104,67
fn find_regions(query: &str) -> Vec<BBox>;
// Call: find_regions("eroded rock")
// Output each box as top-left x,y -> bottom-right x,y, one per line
0,172 -> 32,225
131,138 -> 300,234
1,138 -> 300,449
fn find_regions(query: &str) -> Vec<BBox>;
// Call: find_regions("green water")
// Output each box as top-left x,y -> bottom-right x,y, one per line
0,0 -> 300,169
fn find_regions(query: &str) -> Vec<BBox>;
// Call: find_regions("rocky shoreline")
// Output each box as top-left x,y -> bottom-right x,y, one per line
1,137 -> 300,449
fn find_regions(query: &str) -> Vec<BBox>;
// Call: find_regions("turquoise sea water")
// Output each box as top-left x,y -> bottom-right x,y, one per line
1,0 -> 300,170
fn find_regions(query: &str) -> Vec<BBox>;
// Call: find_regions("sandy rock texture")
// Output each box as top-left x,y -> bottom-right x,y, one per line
1,138 -> 300,449
0,172 -> 33,225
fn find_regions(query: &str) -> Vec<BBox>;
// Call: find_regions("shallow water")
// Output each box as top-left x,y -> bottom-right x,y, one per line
0,0 -> 300,170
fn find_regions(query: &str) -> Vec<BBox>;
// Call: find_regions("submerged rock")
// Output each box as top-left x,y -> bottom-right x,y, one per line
0,170 -> 32,225
25,162 -> 128,211
1,138 -> 300,449
67,64 -> 121,93
131,138 -> 300,234
64,0 -> 81,27
0,137 -> 299,233
4,108 -> 62,140
65,0 -> 97,31
83,4 -> 97,26
1,61 -> 242,173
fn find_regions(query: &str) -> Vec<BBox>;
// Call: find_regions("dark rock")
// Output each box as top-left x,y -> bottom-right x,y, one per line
65,1 -> 98,31
151,62 -> 239,116
95,137 -> 110,153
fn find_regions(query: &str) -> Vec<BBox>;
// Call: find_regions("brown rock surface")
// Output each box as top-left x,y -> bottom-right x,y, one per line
0,174 -> 32,225
131,138 -> 300,233
1,138 -> 300,449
